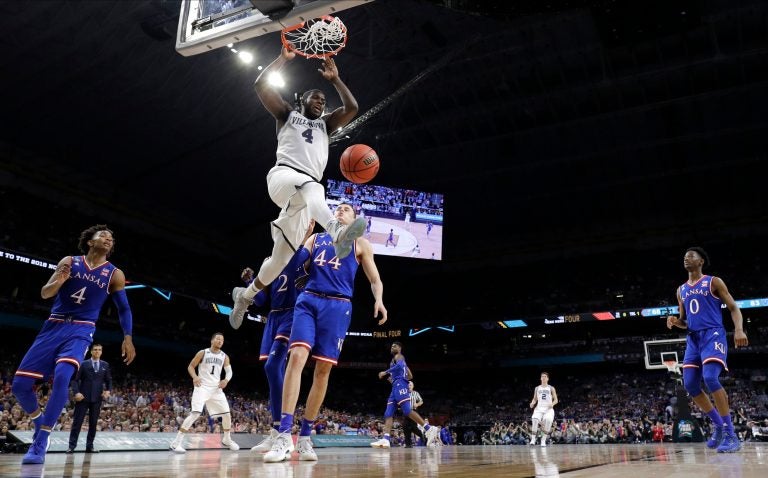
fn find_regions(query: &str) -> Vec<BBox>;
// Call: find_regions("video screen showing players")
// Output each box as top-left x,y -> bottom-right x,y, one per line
326,179 -> 444,261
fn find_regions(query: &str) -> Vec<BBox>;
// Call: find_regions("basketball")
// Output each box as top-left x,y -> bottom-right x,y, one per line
340,144 -> 379,184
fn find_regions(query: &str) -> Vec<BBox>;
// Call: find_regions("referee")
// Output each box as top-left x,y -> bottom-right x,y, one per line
403,381 -> 425,447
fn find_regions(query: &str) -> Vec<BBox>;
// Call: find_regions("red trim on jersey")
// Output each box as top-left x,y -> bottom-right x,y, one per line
275,335 -> 290,342
703,357 -> 728,371
15,370 -> 44,379
270,307 -> 295,313
312,355 -> 338,365
290,341 -> 312,351
56,357 -> 81,369
397,397 -> 411,405
682,364 -> 700,369
47,317 -> 96,326
709,276 -> 722,301
81,256 -> 110,272
685,275 -> 706,288
304,290 -> 351,302
259,355 -> 269,361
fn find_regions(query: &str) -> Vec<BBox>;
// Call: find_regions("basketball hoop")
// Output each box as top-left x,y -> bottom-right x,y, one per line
664,360 -> 680,374
281,15 -> 347,59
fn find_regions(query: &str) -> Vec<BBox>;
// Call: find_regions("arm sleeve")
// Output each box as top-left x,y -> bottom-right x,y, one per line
288,246 -> 311,269
385,359 -> 405,375
111,289 -> 133,336
224,365 -> 233,381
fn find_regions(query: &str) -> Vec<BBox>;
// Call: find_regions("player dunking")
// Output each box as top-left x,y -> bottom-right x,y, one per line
12,225 -> 136,464
529,372 -> 558,447
263,202 -> 387,463
171,333 -> 239,453
229,46 -> 366,329
371,342 -> 440,448
667,247 -> 748,453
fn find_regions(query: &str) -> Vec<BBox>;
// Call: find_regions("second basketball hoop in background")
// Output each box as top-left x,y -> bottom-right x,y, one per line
340,144 -> 379,184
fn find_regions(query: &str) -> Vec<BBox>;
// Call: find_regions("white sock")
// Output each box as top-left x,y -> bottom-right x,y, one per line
224,431 -> 231,440
242,281 -> 260,300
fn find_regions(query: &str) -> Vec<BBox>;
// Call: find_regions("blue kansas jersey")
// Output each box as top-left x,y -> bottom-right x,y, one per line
51,256 -> 116,321
305,232 -> 358,298
253,249 -> 306,311
679,275 -> 723,331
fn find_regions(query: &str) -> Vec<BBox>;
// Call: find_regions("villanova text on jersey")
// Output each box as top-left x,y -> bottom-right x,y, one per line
679,275 -> 723,330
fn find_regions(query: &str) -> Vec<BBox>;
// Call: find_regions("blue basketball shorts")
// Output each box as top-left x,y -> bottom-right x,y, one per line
289,292 -> 352,365
15,318 -> 95,380
683,327 -> 729,372
259,308 -> 294,360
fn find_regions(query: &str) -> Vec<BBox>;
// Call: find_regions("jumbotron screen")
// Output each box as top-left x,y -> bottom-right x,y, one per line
326,179 -> 444,260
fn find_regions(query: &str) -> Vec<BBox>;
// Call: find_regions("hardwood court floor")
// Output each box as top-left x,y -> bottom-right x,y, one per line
1,443 -> 765,478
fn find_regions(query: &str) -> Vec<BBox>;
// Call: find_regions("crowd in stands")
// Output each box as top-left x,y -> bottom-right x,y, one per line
2,349 -> 766,447
326,179 -> 444,218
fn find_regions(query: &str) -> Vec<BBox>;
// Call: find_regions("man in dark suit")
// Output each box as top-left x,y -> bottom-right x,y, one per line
67,344 -> 112,453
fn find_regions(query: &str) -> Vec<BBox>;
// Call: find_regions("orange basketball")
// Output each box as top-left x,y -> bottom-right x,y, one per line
340,144 -> 379,184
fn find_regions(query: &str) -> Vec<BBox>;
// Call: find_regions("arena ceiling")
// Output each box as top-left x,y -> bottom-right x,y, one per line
1,0 -> 767,321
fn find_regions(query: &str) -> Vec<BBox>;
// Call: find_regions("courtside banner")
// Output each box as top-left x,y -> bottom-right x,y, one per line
8,432 -> 373,451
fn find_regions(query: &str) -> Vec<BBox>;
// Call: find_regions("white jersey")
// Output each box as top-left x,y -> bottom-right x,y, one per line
198,348 -> 227,388
275,110 -> 329,182
535,385 -> 554,410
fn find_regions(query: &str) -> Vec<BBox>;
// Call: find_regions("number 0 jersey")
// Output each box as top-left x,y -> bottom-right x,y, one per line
678,275 -> 723,331
50,256 -> 116,321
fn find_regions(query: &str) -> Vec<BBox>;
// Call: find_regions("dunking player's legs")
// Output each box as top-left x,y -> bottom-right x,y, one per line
245,239 -> 298,300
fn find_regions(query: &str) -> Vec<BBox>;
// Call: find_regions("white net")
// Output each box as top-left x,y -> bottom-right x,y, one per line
282,16 -> 347,58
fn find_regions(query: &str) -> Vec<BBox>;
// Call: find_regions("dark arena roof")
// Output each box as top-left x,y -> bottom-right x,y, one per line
1,0 -> 767,329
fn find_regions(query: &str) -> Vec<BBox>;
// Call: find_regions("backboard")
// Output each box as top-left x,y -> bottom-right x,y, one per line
643,338 -> 686,371
176,0 -> 374,57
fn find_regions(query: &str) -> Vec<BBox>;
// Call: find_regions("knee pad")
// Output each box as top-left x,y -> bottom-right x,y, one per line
702,363 -> 724,393
682,367 -> 703,397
